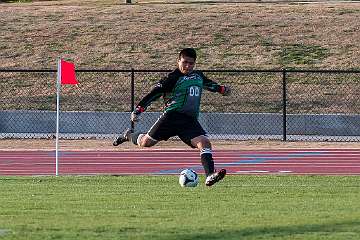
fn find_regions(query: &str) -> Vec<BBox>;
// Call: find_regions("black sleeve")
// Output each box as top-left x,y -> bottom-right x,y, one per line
136,83 -> 164,112
135,71 -> 178,112
201,72 -> 223,93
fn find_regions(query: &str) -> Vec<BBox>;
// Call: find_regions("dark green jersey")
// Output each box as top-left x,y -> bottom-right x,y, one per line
136,69 -> 224,118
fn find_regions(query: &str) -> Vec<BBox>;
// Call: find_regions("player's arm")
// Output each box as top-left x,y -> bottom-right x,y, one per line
131,74 -> 176,122
202,73 -> 231,96
131,82 -> 164,122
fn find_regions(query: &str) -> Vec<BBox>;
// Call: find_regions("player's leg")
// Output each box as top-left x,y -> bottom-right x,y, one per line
113,112 -> 175,147
190,135 -> 214,176
113,129 -> 160,147
178,117 -> 226,186
113,128 -> 161,147
112,128 -> 132,146
190,135 -> 226,186
144,112 -> 176,146
130,132 -> 158,147
178,118 -> 215,177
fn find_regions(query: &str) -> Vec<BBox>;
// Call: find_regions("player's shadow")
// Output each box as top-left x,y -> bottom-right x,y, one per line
184,220 -> 360,239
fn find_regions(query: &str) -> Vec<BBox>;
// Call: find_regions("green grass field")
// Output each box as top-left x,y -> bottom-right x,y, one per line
1,175 -> 360,239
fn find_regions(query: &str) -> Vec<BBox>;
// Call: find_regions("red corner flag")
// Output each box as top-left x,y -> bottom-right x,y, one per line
59,59 -> 78,85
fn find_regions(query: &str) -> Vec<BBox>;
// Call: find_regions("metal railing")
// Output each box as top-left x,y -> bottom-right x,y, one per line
1,69 -> 360,141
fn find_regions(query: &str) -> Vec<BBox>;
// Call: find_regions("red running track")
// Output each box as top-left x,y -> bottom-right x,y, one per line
1,149 -> 360,176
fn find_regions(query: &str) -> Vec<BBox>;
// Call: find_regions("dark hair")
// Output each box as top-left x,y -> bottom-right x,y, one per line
179,48 -> 197,61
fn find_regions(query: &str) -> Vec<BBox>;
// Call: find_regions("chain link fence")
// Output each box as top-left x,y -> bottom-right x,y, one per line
286,70 -> 360,141
1,69 -> 359,141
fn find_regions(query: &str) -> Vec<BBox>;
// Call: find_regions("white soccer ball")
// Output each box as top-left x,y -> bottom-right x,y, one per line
179,169 -> 199,187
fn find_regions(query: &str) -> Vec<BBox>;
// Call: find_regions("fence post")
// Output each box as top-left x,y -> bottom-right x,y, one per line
131,68 -> 135,131
282,69 -> 287,141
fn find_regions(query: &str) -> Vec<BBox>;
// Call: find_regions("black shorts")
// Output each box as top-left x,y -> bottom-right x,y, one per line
147,111 -> 207,148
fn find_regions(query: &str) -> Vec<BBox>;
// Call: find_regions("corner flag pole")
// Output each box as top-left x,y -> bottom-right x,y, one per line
56,58 -> 61,176
55,58 -> 78,176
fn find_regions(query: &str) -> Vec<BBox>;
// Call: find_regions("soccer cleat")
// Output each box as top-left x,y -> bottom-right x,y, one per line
112,129 -> 132,146
205,169 -> 226,186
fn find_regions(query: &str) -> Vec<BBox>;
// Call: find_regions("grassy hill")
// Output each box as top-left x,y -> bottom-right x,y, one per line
1,1 -> 359,113
1,0 -> 360,70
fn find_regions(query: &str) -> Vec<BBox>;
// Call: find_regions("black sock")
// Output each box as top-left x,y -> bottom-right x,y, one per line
128,132 -> 142,146
201,149 -> 215,176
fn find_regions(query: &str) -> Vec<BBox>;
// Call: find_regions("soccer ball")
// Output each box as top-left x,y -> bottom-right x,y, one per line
179,169 -> 199,187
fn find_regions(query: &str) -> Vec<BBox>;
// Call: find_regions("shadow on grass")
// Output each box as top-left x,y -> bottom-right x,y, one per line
182,220 -> 360,240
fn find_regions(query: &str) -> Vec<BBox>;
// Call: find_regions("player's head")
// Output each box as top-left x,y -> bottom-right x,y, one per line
178,48 -> 197,75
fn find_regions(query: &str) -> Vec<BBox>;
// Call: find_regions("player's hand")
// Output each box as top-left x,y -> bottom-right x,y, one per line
131,106 -> 144,122
222,86 -> 231,96
131,111 -> 141,122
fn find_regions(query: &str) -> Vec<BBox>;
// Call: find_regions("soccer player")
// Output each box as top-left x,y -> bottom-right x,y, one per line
113,48 -> 231,186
